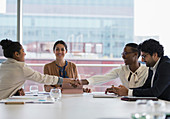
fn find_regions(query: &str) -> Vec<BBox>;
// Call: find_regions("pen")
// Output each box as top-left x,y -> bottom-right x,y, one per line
5,102 -> 25,104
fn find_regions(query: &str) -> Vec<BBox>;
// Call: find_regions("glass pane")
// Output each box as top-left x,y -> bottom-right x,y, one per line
22,0 -> 133,91
22,0 -> 133,60
0,0 -> 17,62
1,0 -> 170,92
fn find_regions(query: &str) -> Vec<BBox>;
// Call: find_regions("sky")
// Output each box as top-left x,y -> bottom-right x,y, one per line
135,0 -> 170,55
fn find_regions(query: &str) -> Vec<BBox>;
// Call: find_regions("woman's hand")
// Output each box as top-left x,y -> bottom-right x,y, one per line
83,88 -> 91,93
14,88 -> 25,96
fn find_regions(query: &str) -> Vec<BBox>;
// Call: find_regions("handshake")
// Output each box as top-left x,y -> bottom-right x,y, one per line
64,78 -> 91,93
68,79 -> 89,88
68,79 -> 81,88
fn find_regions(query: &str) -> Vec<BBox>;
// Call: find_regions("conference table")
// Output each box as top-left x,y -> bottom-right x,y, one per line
0,93 -> 170,119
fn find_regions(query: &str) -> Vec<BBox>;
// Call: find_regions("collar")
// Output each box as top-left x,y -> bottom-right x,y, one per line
5,58 -> 18,63
56,60 -> 68,68
3,58 -> 24,65
150,58 -> 160,71
128,63 -> 141,74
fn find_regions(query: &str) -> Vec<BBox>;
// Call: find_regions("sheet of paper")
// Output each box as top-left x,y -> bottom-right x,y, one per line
92,92 -> 118,98
0,95 -> 54,104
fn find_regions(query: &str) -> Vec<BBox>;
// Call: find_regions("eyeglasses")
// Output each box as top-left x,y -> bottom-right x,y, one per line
141,53 -> 149,59
121,52 -> 134,55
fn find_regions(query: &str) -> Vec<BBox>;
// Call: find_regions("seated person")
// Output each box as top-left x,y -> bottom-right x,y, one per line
44,40 -> 90,93
0,39 -> 79,99
106,39 -> 170,101
83,43 -> 148,89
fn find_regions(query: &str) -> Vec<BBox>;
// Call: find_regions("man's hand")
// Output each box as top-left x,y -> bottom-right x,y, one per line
105,85 -> 117,94
114,85 -> 128,96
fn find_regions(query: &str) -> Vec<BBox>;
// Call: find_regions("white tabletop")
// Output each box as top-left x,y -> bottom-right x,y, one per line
0,93 -> 170,119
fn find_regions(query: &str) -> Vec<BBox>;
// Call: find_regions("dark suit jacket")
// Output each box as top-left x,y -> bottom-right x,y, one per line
132,56 -> 170,101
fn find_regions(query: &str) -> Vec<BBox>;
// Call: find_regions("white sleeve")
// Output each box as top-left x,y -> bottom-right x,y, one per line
23,64 -> 59,85
87,67 -> 121,85
128,89 -> 133,96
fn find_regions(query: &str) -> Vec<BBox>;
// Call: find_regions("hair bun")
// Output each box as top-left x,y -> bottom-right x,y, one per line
0,39 -> 13,50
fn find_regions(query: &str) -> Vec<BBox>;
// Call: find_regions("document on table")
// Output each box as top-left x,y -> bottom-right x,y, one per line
25,92 -> 50,96
92,92 -> 118,98
0,95 -> 54,104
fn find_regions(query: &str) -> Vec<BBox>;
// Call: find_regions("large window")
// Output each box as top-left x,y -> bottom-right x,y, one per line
3,0 -> 170,92
22,0 -> 133,60
20,0 -> 133,91
0,0 -> 17,61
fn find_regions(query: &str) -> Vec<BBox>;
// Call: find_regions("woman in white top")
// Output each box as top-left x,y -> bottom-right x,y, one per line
87,43 -> 149,89
0,39 -> 78,99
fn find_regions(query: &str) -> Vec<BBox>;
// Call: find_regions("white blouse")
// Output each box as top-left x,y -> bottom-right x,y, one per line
87,64 -> 149,88
0,58 -> 59,99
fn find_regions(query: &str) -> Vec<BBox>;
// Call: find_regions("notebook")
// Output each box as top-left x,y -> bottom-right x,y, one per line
61,83 -> 83,94
93,92 -> 118,98
121,96 -> 158,101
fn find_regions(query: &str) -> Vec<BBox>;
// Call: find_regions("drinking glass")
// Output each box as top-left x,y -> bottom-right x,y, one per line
50,88 -> 61,101
147,100 -> 166,119
131,100 -> 166,119
30,85 -> 39,95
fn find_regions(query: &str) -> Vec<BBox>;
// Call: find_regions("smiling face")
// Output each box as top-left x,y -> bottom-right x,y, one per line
54,43 -> 67,60
14,46 -> 26,62
122,46 -> 138,65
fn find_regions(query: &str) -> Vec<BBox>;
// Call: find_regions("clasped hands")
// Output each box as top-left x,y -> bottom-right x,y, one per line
69,79 -> 81,88
68,79 -> 91,93
105,85 -> 128,96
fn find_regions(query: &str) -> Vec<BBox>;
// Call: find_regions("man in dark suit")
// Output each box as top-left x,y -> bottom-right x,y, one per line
106,39 -> 170,101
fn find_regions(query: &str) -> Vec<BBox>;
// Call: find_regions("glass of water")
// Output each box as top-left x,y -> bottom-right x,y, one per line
50,88 -> 61,101
131,100 -> 166,119
30,85 -> 39,95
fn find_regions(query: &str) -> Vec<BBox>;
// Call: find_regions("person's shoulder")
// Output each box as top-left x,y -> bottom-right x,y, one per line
158,56 -> 170,71
44,61 -> 55,67
6,58 -> 26,67
67,61 -> 77,67
160,56 -> 170,65
120,64 -> 128,70
164,56 -> 170,63
45,61 -> 55,66
15,61 -> 26,68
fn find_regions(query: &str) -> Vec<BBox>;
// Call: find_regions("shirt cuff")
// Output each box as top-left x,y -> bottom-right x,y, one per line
128,89 -> 133,96
57,77 -> 63,85
86,78 -> 92,85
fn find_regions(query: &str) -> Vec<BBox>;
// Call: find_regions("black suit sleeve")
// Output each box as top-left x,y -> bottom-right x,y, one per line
133,61 -> 170,98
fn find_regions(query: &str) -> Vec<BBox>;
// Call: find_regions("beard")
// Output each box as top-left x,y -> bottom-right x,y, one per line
146,63 -> 151,67
145,61 -> 155,67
